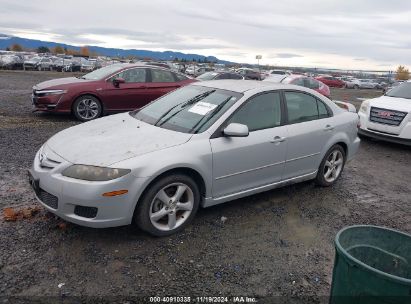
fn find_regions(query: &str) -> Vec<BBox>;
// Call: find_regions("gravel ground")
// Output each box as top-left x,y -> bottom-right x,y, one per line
0,70 -> 410,302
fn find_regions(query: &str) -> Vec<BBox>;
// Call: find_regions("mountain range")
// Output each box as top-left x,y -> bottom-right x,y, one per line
0,34 -> 232,64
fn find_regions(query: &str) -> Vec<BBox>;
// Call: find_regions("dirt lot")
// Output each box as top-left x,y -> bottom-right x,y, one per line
0,70 -> 410,302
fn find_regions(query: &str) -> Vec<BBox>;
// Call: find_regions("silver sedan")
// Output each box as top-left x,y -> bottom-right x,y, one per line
29,80 -> 360,236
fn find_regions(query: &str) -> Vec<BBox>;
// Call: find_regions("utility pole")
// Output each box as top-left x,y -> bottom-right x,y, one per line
256,55 -> 262,80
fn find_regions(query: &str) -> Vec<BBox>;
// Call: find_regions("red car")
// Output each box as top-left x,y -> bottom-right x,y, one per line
32,64 -> 196,121
281,75 -> 331,98
315,76 -> 345,88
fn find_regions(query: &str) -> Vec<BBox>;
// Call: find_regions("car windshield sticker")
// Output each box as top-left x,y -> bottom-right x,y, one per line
188,102 -> 218,115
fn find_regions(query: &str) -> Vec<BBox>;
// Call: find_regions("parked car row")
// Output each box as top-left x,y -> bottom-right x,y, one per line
0,53 -> 119,72
314,75 -> 390,90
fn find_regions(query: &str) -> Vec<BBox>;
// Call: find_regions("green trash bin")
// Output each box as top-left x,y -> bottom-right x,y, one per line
330,225 -> 411,304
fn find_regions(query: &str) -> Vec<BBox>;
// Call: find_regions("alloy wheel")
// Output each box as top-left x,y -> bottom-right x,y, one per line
323,150 -> 344,183
76,98 -> 99,120
149,183 -> 194,231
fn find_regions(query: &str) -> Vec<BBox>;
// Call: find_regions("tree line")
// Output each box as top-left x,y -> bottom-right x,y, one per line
6,43 -> 96,57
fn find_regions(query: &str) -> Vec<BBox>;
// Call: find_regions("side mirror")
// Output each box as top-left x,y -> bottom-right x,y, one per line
113,77 -> 125,87
223,123 -> 249,137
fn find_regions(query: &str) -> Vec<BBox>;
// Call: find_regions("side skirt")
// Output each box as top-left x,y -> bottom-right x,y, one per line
202,171 -> 317,208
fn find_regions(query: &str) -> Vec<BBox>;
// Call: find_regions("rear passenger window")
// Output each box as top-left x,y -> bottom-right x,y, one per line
151,69 -> 175,82
216,73 -> 230,80
285,92 -> 319,123
175,73 -> 188,81
291,78 -> 304,86
307,78 -> 320,89
230,74 -> 243,79
228,92 -> 281,132
317,100 -> 330,118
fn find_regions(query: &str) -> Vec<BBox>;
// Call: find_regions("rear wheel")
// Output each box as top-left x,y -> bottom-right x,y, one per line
354,84 -> 359,90
134,174 -> 200,236
316,145 -> 346,187
73,95 -> 102,121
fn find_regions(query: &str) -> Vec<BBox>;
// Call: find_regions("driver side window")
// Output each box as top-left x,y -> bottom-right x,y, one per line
227,92 -> 282,132
116,68 -> 147,83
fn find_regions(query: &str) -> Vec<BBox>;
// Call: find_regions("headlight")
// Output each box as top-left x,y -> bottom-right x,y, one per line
62,165 -> 131,181
359,100 -> 369,113
35,89 -> 67,96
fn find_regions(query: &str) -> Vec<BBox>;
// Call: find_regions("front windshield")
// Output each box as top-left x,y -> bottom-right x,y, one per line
197,72 -> 218,80
386,82 -> 411,99
130,86 -> 242,134
82,64 -> 123,80
31,57 -> 41,62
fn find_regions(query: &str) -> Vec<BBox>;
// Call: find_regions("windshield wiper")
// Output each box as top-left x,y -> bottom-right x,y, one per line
154,90 -> 216,127
189,96 -> 233,134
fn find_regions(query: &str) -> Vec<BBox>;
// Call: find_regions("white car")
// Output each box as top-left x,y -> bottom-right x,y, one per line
357,79 -> 379,89
358,81 -> 411,145
342,78 -> 360,89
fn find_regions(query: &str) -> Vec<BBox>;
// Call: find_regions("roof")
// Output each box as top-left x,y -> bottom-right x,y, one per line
191,79 -> 291,93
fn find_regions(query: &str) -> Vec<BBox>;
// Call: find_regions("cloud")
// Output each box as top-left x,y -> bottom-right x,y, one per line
0,0 -> 410,69
273,53 -> 304,59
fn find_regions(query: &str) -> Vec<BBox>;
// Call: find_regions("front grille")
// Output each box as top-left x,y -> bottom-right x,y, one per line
74,206 -> 98,218
370,107 -> 407,126
38,189 -> 58,209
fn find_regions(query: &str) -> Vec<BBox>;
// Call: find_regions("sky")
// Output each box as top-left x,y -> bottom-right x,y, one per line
0,0 -> 410,70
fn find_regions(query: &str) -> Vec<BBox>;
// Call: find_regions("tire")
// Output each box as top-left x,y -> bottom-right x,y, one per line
134,174 -> 200,237
354,85 -> 359,90
37,66 -> 42,71
315,144 -> 346,187
72,95 -> 102,121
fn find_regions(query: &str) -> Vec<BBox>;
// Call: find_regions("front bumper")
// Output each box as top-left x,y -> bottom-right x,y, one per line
31,93 -> 70,113
358,128 -> 411,146
30,148 -> 150,228
358,111 -> 411,145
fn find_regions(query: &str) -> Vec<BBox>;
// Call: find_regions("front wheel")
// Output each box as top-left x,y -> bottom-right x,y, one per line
134,174 -> 200,236
315,145 -> 346,187
72,95 -> 102,121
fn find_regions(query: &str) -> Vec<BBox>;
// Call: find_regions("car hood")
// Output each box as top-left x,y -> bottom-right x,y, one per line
34,77 -> 96,90
46,113 -> 193,167
369,95 -> 411,112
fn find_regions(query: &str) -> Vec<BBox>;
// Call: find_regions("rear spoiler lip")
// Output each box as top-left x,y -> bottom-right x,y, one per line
333,100 -> 357,113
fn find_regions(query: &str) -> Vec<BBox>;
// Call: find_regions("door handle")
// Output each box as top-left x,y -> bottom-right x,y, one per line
324,125 -> 334,131
270,136 -> 286,143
